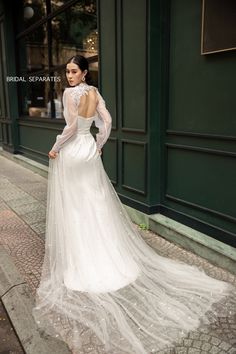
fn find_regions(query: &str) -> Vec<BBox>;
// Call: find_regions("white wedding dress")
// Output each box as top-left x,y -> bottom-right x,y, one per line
32,83 -> 236,354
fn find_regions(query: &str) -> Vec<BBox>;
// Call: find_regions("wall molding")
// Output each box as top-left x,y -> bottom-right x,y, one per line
121,139 -> 148,195
167,129 -> 236,141
19,144 -> 48,157
166,194 -> 236,224
166,143 -> 236,158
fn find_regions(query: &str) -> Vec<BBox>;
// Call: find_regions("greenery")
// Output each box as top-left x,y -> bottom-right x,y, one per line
138,223 -> 148,230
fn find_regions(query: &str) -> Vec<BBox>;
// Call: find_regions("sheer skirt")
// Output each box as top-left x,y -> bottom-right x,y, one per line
33,135 -> 236,354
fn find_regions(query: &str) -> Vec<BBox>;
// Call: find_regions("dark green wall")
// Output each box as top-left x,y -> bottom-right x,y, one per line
0,1 -> 19,152
164,0 -> 236,245
99,0 -> 167,215
99,0 -> 151,211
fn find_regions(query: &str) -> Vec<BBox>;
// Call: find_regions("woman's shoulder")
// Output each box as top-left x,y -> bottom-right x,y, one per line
63,84 -> 100,105
64,83 -> 98,95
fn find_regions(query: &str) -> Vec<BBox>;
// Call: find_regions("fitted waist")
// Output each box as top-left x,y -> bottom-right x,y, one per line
75,130 -> 92,136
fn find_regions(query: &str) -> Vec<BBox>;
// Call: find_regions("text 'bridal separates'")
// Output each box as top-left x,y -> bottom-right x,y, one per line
32,83 -> 236,354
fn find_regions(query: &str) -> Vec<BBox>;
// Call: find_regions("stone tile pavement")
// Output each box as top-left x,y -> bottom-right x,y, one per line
0,298 -> 24,353
0,154 -> 236,354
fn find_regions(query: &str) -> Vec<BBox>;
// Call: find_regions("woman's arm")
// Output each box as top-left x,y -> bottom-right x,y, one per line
94,89 -> 112,152
50,88 -> 78,153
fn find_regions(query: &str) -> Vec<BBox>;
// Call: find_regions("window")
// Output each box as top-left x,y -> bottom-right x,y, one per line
15,0 -> 98,119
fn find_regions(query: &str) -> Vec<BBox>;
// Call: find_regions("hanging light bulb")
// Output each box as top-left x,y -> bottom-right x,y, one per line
24,6 -> 34,20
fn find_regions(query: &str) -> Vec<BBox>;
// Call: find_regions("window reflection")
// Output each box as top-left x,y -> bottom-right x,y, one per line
16,0 -> 98,119
51,0 -> 76,12
22,0 -> 46,30
51,2 -> 98,66
18,70 -> 63,118
18,24 -> 48,73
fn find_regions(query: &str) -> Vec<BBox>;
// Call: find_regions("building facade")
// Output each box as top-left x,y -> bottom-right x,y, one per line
0,0 -> 236,248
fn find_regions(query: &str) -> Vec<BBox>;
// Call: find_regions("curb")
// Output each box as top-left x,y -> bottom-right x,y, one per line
0,148 -> 48,179
124,208 -> 236,276
0,246 -> 71,354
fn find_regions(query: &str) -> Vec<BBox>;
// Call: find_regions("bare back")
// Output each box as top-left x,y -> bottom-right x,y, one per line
78,88 -> 98,118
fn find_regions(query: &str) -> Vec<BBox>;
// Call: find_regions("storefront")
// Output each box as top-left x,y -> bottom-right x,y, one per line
0,0 -> 236,249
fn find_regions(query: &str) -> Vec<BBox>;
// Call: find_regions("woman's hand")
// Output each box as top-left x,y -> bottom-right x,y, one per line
48,150 -> 58,159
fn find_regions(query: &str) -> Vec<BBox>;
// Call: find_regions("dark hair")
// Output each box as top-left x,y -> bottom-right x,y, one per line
65,55 -> 93,85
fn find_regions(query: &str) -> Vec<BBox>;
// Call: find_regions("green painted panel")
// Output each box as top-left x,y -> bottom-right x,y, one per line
168,0 -> 236,135
164,0 -> 236,242
122,141 -> 146,194
167,135 -> 236,154
102,139 -> 117,183
163,197 -> 236,243
148,0 -> 169,206
19,125 -> 59,154
122,0 -> 146,130
0,2 -> 3,14
98,0 -> 117,124
166,148 -> 236,219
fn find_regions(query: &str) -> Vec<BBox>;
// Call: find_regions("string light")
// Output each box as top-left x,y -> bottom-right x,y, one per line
83,30 -> 98,52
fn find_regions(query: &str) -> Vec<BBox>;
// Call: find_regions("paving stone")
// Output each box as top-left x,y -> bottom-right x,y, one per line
21,209 -> 46,224
199,327 -> 211,334
188,348 -> 200,354
219,342 -> 233,351
200,334 -> 211,341
29,220 -> 46,235
228,348 -> 236,354
0,200 -> 10,212
209,347 -> 222,354
202,342 -> 212,351
229,338 -> 236,346
37,232 -> 46,240
192,340 -> 202,349
189,333 -> 201,340
6,195 -> 38,208
175,348 -> 188,354
8,201 -> 45,216
211,337 -> 222,346
0,298 -> 24,353
1,190 -> 28,202
184,339 -> 193,347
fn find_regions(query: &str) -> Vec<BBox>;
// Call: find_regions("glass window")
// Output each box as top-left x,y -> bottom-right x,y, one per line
18,70 -> 63,118
51,0 -> 76,12
17,23 -> 48,74
16,0 -> 98,119
14,1 -> 47,33
23,0 -> 46,26
51,2 -> 98,67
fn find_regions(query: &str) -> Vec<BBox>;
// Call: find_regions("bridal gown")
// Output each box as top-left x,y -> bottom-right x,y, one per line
32,83 -> 236,354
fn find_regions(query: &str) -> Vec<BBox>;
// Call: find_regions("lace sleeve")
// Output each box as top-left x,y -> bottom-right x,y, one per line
51,89 -> 78,153
94,89 -> 112,151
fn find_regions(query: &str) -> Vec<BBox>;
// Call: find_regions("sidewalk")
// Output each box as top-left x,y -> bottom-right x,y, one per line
0,153 -> 236,354
0,297 -> 24,353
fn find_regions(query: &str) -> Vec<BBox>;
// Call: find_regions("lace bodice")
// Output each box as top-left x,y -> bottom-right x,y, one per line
51,83 -> 112,152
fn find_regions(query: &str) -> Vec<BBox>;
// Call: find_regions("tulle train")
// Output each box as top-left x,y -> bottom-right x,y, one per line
32,134 -> 236,354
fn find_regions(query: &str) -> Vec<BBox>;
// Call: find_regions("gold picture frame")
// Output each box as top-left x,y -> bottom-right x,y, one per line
201,0 -> 236,55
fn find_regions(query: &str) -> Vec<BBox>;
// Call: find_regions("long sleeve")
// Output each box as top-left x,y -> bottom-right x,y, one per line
51,89 -> 78,153
94,90 -> 112,151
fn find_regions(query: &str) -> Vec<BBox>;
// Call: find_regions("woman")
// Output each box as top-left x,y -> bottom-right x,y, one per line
33,55 -> 236,354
